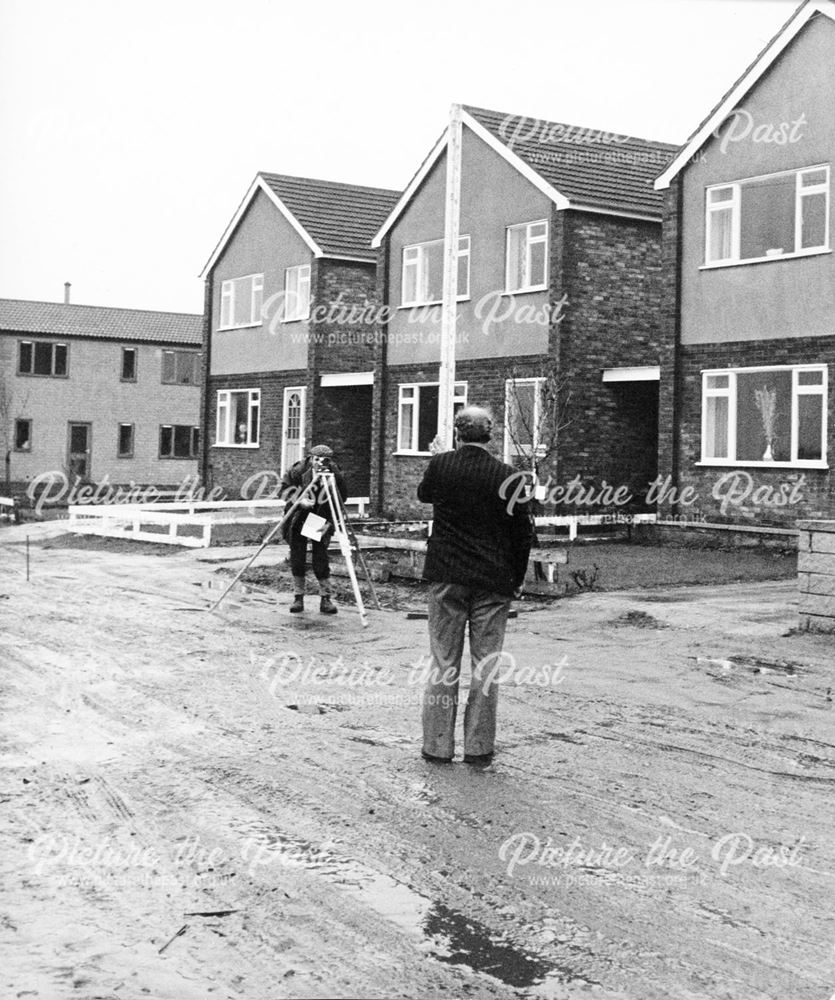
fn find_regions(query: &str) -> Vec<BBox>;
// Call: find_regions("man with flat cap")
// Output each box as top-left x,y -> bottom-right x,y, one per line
279,444 -> 347,614
417,405 -> 533,765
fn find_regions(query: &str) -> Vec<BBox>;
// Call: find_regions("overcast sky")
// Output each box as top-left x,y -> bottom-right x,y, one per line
0,0 -> 796,315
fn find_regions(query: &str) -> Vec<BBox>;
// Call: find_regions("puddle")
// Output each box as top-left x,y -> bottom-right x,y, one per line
229,816 -> 580,991
425,902 -> 566,987
696,655 -> 800,676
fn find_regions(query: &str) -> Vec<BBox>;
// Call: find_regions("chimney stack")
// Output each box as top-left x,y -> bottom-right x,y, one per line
64,282 -> 71,304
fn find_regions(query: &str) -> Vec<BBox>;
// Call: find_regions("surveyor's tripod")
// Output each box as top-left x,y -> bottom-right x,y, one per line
207,470 -> 379,625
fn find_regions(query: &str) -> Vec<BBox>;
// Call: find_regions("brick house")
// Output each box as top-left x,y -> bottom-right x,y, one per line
370,105 -> 678,518
0,296 -> 203,496
654,0 -> 835,527
199,173 -> 399,503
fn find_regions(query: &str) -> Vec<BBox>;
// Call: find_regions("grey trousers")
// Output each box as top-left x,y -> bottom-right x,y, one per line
421,582 -> 512,759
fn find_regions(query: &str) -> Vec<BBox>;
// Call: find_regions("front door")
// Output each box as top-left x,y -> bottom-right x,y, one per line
281,387 -> 306,475
68,422 -> 92,481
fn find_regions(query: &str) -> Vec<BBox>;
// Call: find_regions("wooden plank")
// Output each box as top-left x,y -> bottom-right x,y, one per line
798,552 -> 835,575
529,548 -> 568,565
522,580 -> 567,597
356,537 -> 427,552
70,524 -> 205,547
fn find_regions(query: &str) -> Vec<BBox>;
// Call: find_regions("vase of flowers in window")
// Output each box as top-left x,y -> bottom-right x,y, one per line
753,385 -> 777,461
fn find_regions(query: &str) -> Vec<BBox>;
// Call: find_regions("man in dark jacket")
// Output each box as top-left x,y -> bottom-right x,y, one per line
279,444 -> 348,614
417,405 -> 533,764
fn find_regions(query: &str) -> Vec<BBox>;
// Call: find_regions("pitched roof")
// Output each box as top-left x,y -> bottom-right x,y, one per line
655,0 -> 835,189
372,105 -> 678,246
465,106 -> 678,216
201,173 -> 401,276
259,173 -> 400,259
0,298 -> 203,346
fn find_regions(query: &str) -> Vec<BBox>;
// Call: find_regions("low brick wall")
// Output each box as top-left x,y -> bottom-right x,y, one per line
797,520 -> 835,632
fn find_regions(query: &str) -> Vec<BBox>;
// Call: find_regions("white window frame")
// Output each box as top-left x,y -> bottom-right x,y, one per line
699,364 -> 828,469
703,165 -> 830,268
503,377 -> 546,464
505,220 -> 549,293
281,385 -> 307,474
396,381 -> 467,455
219,273 -> 264,329
401,236 -> 470,307
215,388 -> 261,447
701,372 -> 735,461
796,166 -> 831,253
283,265 -> 311,322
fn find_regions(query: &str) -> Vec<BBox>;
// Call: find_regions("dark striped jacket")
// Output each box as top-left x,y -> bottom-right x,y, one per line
417,444 -> 533,596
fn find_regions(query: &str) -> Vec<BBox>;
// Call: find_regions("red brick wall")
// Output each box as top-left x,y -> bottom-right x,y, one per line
556,211 -> 665,496
204,258 -> 384,499
672,337 -> 835,525
206,371 -> 303,498
378,356 -> 547,519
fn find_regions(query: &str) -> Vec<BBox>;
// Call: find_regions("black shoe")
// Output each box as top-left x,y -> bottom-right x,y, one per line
320,595 -> 337,615
289,595 -> 304,613
421,750 -> 453,764
463,752 -> 494,766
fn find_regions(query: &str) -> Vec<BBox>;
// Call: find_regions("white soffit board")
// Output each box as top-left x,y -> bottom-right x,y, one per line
602,366 -> 661,382
320,371 -> 375,387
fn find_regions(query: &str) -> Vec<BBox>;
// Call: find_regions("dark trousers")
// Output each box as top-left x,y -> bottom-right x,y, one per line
422,582 -> 511,759
288,526 -> 331,581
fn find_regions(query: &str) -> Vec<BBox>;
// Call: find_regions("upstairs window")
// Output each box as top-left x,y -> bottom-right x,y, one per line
18,340 -> 68,377
506,220 -> 548,292
401,236 -> 470,306
220,273 -> 264,328
121,347 -> 137,381
283,265 -> 311,322
162,350 -> 200,385
705,166 -> 830,265
701,365 -> 827,467
160,424 -> 199,459
397,382 -> 467,454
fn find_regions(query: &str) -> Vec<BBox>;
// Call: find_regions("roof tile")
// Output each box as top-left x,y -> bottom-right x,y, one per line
465,106 -> 679,217
0,299 -> 203,345
259,174 -> 400,259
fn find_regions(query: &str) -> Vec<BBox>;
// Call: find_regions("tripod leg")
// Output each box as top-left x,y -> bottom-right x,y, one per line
337,501 -> 381,611
207,477 -> 319,614
322,474 -> 367,626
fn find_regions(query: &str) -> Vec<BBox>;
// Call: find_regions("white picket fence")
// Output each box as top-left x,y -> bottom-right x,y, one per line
66,496 -> 371,548
67,499 -> 287,548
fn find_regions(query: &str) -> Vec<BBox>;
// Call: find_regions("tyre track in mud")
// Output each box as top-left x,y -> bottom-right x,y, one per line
2,541 -> 834,998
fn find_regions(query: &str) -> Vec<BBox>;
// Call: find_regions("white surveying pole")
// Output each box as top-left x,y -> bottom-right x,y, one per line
437,102 -> 463,451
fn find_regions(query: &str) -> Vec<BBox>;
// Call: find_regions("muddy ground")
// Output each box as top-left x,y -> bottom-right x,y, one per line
1,525 -> 834,1000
